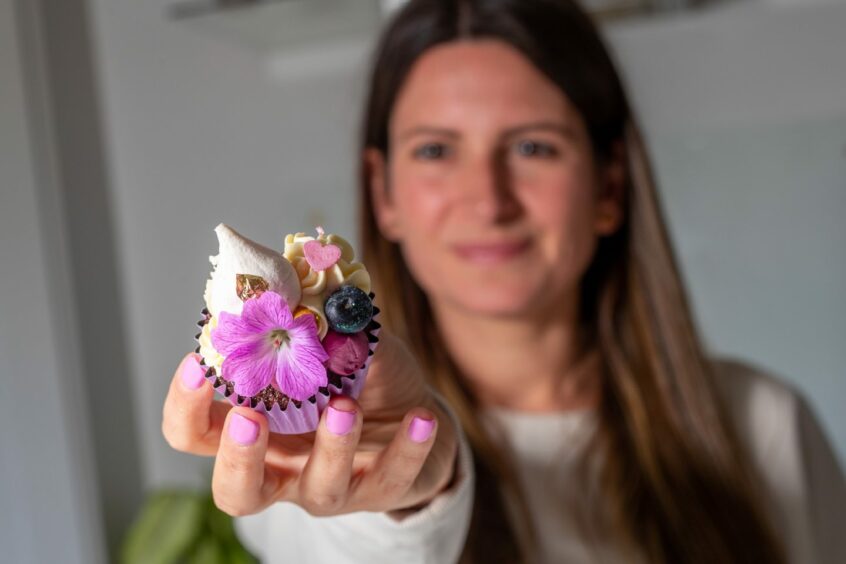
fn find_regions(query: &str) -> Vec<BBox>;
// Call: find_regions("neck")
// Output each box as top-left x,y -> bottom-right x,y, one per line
430,291 -> 601,413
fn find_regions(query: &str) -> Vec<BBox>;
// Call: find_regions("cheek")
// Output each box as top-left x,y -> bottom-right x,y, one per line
394,176 -> 448,231
523,167 -> 600,283
532,156 -> 595,217
389,175 -> 454,289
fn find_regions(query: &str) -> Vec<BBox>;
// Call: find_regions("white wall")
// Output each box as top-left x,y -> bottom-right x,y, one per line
82,0 -> 846,500
605,1 -> 846,462
0,0 -> 105,561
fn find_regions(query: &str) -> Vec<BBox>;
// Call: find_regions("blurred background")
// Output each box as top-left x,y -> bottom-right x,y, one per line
2,0 -> 844,562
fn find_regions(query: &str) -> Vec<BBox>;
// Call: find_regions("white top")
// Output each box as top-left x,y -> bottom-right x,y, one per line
234,358 -> 846,563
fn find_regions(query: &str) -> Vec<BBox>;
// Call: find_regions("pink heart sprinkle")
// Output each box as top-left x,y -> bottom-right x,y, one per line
303,240 -> 342,271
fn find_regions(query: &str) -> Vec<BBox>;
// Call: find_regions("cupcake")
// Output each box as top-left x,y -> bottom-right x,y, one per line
195,224 -> 381,434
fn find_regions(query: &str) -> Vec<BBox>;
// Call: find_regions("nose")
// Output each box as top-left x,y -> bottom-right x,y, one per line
459,149 -> 522,224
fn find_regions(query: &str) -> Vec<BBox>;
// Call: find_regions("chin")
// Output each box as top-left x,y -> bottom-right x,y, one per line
441,281 -> 541,318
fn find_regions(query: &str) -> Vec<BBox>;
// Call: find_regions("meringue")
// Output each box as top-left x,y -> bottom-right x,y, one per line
206,224 -> 302,317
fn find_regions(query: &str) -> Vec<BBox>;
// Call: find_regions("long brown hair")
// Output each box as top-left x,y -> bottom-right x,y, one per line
357,1 -> 784,562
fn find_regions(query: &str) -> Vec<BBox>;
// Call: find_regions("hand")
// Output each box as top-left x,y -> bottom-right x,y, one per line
162,330 -> 458,517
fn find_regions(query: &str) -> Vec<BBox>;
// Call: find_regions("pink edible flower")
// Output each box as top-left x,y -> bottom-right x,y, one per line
211,290 -> 328,400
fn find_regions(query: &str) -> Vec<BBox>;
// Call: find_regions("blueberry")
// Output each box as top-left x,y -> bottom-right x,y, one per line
324,285 -> 373,334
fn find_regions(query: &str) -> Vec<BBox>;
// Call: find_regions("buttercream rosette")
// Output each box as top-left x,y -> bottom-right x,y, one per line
194,224 -> 380,434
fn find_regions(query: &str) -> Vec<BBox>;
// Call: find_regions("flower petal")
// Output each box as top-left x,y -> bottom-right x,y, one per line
275,345 -> 328,401
289,315 -> 330,363
211,311 -> 263,356
271,316 -> 329,401
241,291 -> 292,332
222,340 -> 276,397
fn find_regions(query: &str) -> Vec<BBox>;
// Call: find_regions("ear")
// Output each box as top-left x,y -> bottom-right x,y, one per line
364,147 -> 402,242
594,139 -> 626,236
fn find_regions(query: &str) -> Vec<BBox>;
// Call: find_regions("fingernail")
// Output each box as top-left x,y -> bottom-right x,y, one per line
180,354 -> 206,390
326,405 -> 356,436
408,416 -> 435,443
229,413 -> 259,446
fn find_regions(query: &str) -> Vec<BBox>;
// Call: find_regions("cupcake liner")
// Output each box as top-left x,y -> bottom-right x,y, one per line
195,297 -> 381,435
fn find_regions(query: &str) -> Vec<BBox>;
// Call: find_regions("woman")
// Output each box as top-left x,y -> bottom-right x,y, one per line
162,0 -> 846,562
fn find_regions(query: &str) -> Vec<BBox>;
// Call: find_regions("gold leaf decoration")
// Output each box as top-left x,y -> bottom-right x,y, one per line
235,273 -> 269,302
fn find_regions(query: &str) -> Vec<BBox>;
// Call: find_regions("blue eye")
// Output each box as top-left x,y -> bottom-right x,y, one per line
515,140 -> 557,157
414,143 -> 449,160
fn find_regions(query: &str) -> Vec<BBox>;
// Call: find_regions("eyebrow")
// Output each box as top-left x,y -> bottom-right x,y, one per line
396,121 -> 579,143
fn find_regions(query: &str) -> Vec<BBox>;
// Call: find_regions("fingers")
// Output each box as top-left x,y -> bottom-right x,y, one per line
162,353 -> 230,455
212,407 -> 281,516
297,396 -> 363,516
353,407 -> 438,511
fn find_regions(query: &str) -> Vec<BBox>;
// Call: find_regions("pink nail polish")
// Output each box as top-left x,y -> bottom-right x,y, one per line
326,406 -> 356,436
408,417 -> 435,443
180,355 -> 206,390
229,413 -> 259,446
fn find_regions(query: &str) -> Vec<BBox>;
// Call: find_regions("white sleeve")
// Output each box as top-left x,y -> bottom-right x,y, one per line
233,394 -> 475,564
711,358 -> 846,564
793,395 -> 846,564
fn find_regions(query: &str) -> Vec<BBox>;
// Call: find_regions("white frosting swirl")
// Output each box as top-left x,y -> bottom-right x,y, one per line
198,316 -> 223,372
283,232 -> 371,339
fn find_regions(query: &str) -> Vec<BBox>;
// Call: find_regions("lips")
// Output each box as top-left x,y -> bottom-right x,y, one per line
452,239 -> 532,263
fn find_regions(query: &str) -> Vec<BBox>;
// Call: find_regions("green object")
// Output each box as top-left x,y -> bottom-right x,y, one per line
121,490 -> 259,564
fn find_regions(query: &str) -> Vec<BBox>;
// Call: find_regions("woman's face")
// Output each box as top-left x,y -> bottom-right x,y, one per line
367,39 -> 624,319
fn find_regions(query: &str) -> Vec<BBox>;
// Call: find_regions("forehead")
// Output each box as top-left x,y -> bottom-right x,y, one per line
391,39 -> 580,135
